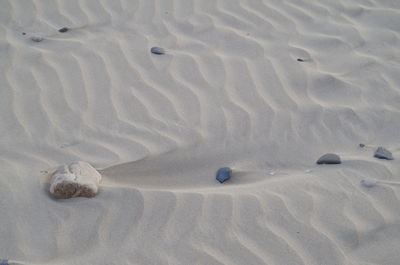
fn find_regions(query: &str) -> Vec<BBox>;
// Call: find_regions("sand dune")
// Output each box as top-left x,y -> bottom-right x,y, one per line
1,0 -> 400,264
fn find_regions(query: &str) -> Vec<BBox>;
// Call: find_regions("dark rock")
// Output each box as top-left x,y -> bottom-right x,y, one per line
151,47 -> 165,55
59,27 -> 69,33
22,32 -> 26,35
359,143 -> 365,148
374,147 -> 393,160
316,153 -> 341,165
216,167 -> 232,183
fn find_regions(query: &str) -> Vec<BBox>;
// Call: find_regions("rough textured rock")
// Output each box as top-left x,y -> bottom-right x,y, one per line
374,147 -> 393,160
216,167 -> 232,183
316,153 -> 341,165
50,161 -> 101,199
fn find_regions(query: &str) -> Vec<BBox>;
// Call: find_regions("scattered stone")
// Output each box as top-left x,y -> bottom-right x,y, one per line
22,32 -> 26,35
374,147 -> 393,160
316,153 -> 341,165
361,178 -> 378,187
151,47 -> 165,55
58,27 -> 69,33
297,58 -> 304,62
50,161 -> 101,199
30,34 -> 44,42
359,143 -> 365,148
216,167 -> 232,183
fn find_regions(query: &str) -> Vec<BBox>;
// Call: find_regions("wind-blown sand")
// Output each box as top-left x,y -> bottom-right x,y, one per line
1,0 -> 400,264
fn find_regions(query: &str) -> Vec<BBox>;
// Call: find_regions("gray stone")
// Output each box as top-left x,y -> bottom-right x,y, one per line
374,147 -> 393,160
151,47 -> 165,55
58,27 -> 69,33
216,167 -> 232,183
30,34 -> 43,42
316,153 -> 341,165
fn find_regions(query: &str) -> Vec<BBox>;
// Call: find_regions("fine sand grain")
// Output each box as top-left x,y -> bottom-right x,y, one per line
1,0 -> 400,264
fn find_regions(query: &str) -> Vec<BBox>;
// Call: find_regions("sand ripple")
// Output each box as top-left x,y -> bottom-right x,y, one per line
1,0 -> 400,264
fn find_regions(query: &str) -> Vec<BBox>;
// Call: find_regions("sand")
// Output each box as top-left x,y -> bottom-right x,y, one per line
1,0 -> 400,264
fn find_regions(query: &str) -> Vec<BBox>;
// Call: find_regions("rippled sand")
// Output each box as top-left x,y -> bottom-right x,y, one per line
1,0 -> 400,264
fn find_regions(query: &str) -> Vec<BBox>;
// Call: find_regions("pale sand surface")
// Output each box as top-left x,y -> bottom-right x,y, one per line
1,0 -> 400,264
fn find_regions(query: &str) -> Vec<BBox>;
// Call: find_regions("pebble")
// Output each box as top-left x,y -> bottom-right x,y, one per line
151,47 -> 165,55
58,27 -> 69,33
30,34 -> 44,42
361,178 -> 378,187
316,153 -> 341,165
297,58 -> 304,62
374,147 -> 393,160
216,167 -> 232,183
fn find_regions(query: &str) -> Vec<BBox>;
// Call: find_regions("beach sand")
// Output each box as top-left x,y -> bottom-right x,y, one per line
1,0 -> 400,264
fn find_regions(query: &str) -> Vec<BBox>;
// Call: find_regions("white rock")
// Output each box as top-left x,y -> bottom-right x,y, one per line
361,178 -> 378,188
30,34 -> 44,42
50,161 -> 101,199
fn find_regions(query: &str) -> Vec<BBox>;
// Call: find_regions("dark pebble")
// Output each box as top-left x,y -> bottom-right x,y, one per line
59,27 -> 69,33
151,47 -> 165,55
374,147 -> 393,160
359,143 -> 365,148
316,153 -> 341,165
216,167 -> 232,183
297,58 -> 304,62
22,32 -> 26,35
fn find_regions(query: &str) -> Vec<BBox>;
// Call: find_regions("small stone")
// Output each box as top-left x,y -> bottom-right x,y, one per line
30,34 -> 44,42
361,178 -> 378,187
22,32 -> 26,35
216,167 -> 232,183
374,147 -> 393,160
50,161 -> 101,199
58,27 -> 69,33
297,58 -> 304,62
359,143 -> 365,148
151,47 -> 165,55
316,153 -> 341,165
